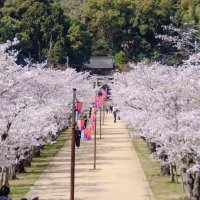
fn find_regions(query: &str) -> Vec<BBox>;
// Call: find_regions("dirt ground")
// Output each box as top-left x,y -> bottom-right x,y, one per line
27,112 -> 153,200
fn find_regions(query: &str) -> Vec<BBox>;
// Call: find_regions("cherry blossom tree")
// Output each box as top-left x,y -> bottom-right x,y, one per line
112,60 -> 200,199
0,40 -> 94,186
157,23 -> 199,55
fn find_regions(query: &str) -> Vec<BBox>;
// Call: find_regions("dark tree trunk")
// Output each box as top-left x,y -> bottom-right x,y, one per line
181,165 -> 200,200
148,142 -> 156,153
17,160 -> 26,173
3,167 -> 9,186
161,163 -> 170,176
171,164 -> 175,182
0,167 -> 4,187
34,147 -> 41,157
192,172 -> 200,200
10,165 -> 17,180
160,151 -> 170,176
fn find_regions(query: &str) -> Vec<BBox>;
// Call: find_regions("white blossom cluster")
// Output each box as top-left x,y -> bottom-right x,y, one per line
0,41 -> 94,167
112,60 -> 200,166
156,24 -> 199,54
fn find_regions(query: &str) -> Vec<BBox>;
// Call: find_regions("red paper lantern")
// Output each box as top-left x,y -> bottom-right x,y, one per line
77,119 -> 85,130
91,114 -> 96,122
102,90 -> 107,99
97,97 -> 104,108
92,107 -> 97,113
83,128 -> 92,139
93,95 -> 99,103
75,101 -> 83,112
90,123 -> 95,130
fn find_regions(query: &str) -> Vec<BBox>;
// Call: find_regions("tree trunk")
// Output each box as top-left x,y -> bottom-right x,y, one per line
181,167 -> 194,200
34,147 -> 41,157
17,160 -> 26,173
10,165 -> 17,180
160,163 -> 170,176
3,167 -> 9,186
171,164 -> 175,182
174,165 -> 179,183
26,156 -> 32,167
148,142 -> 156,153
0,167 -> 4,188
192,172 -> 200,200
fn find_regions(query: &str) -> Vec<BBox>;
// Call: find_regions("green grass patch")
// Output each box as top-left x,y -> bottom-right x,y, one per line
132,137 -> 185,200
9,129 -> 70,200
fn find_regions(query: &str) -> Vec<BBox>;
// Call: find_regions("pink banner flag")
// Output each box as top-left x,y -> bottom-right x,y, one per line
91,114 -> 96,122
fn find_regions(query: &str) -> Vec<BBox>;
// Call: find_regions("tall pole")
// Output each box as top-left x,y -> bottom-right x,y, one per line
103,103 -> 105,125
94,111 -> 97,170
100,108 -> 102,139
70,88 -> 76,200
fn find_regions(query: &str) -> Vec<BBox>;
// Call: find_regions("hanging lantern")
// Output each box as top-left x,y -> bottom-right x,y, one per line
87,130 -> 92,139
90,123 -> 95,131
91,114 -> 96,122
92,107 -> 97,113
75,101 -> 83,113
83,128 -> 92,140
102,90 -> 107,99
93,95 -> 99,103
77,119 -> 85,130
97,97 -> 104,108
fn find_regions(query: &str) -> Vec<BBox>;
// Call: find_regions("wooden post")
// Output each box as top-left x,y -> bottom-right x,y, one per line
94,111 -> 97,170
103,104 -> 105,125
70,88 -> 76,200
100,108 -> 102,139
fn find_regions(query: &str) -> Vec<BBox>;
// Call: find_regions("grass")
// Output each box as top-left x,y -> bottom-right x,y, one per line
132,137 -> 185,200
9,129 -> 70,200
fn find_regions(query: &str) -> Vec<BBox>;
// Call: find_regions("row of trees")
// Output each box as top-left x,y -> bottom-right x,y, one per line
0,0 -> 91,67
0,40 -> 94,186
112,55 -> 200,199
1,0 -> 200,67
1,0 -> 200,68
78,0 -> 200,65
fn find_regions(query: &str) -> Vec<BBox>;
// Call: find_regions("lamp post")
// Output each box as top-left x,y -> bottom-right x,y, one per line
70,88 -> 76,200
100,107 -> 102,139
103,103 -> 105,125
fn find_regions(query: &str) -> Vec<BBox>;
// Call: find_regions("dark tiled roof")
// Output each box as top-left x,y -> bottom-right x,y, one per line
85,56 -> 114,69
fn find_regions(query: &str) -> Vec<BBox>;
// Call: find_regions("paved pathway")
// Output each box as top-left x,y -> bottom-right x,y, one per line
27,113 -> 153,200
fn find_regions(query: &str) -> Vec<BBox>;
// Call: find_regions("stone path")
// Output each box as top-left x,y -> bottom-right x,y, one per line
27,112 -> 153,200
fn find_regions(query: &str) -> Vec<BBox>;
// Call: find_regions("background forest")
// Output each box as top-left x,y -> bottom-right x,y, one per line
0,0 -> 200,68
